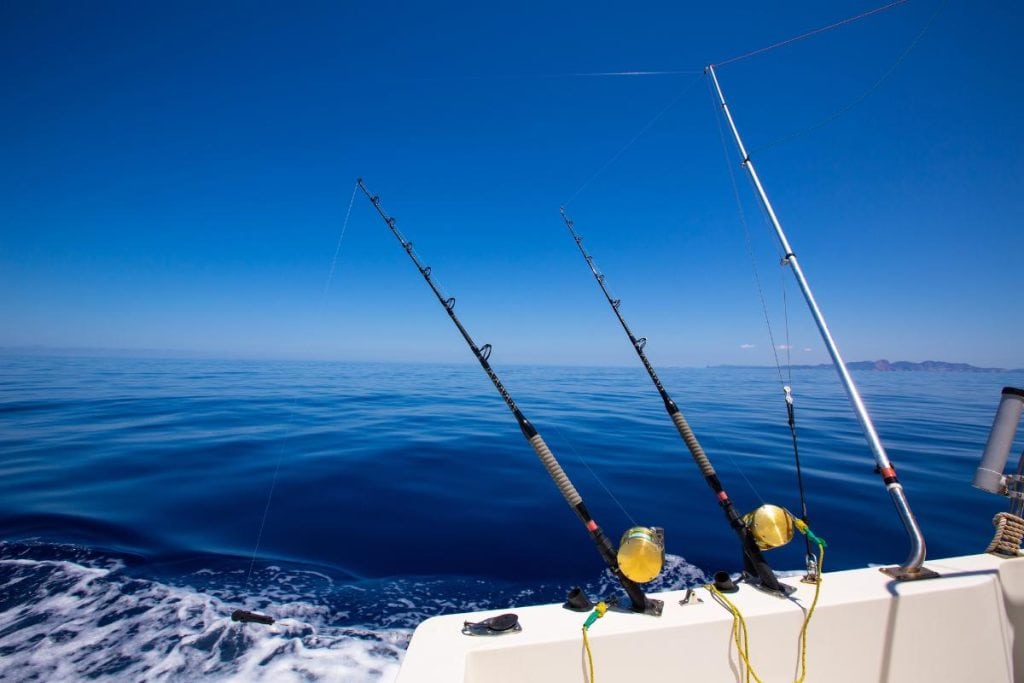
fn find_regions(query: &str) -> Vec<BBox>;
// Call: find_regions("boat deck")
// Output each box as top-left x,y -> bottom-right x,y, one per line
397,553 -> 1023,682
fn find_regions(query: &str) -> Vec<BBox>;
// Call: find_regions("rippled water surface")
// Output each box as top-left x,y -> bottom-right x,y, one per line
1,355 -> 1021,680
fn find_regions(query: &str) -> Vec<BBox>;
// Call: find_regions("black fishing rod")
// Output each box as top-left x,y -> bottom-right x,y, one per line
560,208 -> 788,596
357,179 -> 662,616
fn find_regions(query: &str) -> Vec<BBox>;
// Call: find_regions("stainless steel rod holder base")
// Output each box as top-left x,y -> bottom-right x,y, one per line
879,565 -> 940,581
744,576 -> 797,597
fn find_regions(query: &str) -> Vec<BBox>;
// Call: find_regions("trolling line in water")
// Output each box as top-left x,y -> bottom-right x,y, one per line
559,208 -> 788,596
356,178 -> 662,616
244,179 -> 360,594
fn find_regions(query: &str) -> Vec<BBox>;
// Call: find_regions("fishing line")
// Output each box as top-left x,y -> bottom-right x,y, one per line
246,180 -> 362,586
548,422 -> 639,527
750,0 -> 950,156
561,210 -> 789,594
736,146 -> 817,547
325,181 -> 360,295
358,179 -> 661,614
782,281 -> 793,386
734,173 -> 813,550
701,429 -> 765,506
713,0 -> 911,68
706,76 -> 786,387
246,434 -> 290,583
564,1 -> 923,207
707,74 -> 814,558
563,73 -> 704,207
564,70 -> 702,77
413,69 -> 702,83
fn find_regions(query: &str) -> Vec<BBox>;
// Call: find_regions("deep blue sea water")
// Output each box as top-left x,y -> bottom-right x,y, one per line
1,355 -> 1022,681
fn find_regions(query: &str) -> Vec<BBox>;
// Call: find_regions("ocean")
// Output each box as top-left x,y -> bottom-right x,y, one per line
1,355 -> 1021,681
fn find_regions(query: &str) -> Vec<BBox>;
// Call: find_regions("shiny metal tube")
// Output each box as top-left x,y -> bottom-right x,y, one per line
974,387 -> 1024,494
706,64 -> 928,575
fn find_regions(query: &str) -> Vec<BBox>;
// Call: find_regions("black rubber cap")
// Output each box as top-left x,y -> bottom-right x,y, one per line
563,586 -> 594,612
713,570 -> 739,593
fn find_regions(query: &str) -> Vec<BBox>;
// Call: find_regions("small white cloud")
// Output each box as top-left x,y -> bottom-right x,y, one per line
803,347 -> 812,352
740,343 -> 755,350
777,344 -> 792,350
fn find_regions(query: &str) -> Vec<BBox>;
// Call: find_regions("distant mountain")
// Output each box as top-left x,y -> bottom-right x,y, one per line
714,359 -> 1021,373
845,359 -> 1012,373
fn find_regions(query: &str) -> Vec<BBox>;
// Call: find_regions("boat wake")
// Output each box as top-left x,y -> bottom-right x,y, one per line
0,541 -> 706,682
1,541 -> 405,682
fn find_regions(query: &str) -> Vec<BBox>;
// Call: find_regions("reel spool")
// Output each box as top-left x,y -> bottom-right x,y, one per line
617,526 -> 665,583
742,504 -> 795,550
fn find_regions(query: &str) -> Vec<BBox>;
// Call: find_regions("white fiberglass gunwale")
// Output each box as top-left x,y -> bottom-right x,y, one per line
397,553 -> 1022,683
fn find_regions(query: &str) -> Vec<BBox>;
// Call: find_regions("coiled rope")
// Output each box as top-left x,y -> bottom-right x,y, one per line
986,512 -> 1024,557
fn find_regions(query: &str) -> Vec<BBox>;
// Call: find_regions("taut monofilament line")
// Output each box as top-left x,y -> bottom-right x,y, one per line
356,179 -> 662,615
560,208 -> 789,596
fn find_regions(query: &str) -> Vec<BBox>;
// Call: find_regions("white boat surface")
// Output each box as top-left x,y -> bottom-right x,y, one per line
398,552 -> 1024,682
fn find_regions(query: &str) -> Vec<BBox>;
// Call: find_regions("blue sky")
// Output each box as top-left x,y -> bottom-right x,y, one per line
2,1 -> 1021,368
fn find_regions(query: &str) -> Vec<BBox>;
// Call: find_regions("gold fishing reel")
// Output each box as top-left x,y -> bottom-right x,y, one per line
742,504 -> 795,550
616,526 -> 665,583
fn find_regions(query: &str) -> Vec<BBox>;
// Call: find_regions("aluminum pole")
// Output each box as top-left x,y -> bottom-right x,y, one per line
706,64 -> 930,578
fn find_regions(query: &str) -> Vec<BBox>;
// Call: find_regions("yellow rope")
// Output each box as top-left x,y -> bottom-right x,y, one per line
706,583 -> 763,683
794,543 -> 824,683
582,626 -> 595,682
705,525 -> 826,683
581,601 -> 607,683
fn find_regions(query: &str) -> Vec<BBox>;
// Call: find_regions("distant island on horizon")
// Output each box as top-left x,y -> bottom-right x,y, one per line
2,347 -> 1021,372
713,359 -> 1023,373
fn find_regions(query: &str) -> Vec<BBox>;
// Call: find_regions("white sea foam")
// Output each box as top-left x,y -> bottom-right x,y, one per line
0,545 -> 711,681
0,554 -> 407,682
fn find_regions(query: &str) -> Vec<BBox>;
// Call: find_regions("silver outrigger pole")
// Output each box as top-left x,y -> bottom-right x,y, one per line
706,64 -> 933,579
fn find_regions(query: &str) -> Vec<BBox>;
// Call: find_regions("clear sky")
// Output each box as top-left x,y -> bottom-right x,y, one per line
2,1 -> 1021,368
